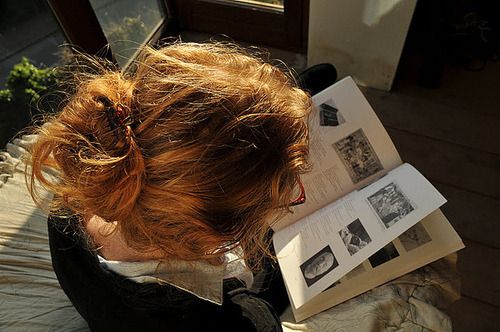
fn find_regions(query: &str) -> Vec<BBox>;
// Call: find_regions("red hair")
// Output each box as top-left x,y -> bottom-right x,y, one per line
28,42 -> 311,269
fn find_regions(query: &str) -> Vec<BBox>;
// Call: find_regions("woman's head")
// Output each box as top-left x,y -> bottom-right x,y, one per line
29,42 -> 311,267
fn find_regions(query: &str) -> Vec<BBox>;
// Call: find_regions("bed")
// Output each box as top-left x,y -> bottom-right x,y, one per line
0,136 -> 460,331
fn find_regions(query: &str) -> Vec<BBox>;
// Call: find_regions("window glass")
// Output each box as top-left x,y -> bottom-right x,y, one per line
226,0 -> 284,11
0,1 -> 65,85
89,0 -> 164,67
0,0 -> 65,146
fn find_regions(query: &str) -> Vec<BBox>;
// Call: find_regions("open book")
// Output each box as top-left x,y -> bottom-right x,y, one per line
272,77 -> 465,322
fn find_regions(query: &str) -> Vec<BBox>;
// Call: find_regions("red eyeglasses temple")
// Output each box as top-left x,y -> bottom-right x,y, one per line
290,177 -> 306,206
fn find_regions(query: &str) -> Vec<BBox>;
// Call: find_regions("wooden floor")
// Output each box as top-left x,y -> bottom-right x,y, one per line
362,59 -> 500,332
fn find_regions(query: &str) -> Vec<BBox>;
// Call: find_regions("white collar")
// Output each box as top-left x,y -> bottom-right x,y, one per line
98,248 -> 253,305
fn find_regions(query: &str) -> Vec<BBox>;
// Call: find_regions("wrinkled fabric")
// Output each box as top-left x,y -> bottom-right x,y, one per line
280,256 -> 460,332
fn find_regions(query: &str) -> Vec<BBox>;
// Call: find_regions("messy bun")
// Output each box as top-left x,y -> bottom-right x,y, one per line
29,71 -> 146,223
28,42 -> 311,269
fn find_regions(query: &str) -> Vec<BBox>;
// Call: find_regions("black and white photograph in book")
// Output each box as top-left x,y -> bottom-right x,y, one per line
300,245 -> 339,287
367,182 -> 415,228
333,129 -> 383,184
399,223 -> 432,252
368,242 -> 400,268
319,99 -> 345,127
339,219 -> 372,255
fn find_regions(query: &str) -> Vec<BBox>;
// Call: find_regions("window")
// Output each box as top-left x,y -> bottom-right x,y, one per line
89,0 -> 165,67
167,0 -> 309,53
47,0 -> 308,66
0,1 -> 65,84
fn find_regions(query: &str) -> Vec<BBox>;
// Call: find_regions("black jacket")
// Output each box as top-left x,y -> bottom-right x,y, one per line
48,215 -> 289,332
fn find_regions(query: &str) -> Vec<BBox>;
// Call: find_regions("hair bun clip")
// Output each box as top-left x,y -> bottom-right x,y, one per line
98,97 -> 134,145
113,104 -> 128,128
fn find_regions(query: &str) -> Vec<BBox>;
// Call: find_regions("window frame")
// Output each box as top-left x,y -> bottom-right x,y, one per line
47,0 -> 308,67
165,0 -> 309,53
47,0 -> 174,66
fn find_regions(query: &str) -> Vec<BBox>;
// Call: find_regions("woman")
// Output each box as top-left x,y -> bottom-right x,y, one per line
28,42 -> 313,331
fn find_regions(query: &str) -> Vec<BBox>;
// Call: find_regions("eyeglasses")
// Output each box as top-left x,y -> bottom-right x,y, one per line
290,176 -> 306,206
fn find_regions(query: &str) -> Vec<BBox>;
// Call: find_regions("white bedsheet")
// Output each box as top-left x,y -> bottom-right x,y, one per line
0,137 -> 460,331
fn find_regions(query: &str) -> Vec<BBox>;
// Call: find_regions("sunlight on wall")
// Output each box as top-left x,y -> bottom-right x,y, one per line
362,0 -> 403,27
308,0 -> 417,90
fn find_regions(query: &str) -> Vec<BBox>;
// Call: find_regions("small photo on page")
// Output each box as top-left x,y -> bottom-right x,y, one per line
333,128 -> 383,184
368,242 -> 400,268
300,245 -> 339,287
339,219 -> 372,255
367,182 -> 415,228
399,223 -> 432,251
319,99 -> 345,127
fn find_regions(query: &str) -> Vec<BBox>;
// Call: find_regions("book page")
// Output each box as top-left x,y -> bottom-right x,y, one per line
273,163 -> 446,308
291,209 -> 465,322
273,77 -> 402,231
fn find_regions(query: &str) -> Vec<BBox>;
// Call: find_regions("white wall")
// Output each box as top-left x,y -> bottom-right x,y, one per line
308,0 -> 417,91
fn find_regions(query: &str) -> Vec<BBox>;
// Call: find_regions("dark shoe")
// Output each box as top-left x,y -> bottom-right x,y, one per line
297,63 -> 337,96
